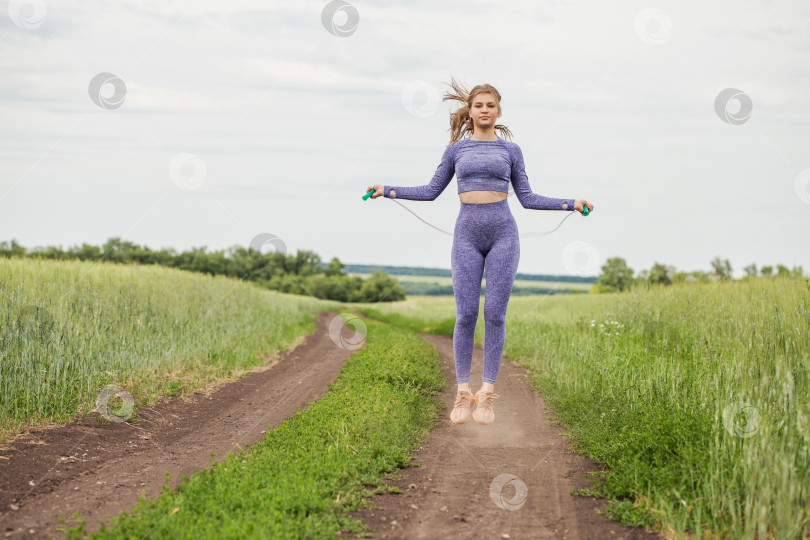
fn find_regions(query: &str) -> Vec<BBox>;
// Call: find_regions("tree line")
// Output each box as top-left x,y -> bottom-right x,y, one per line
593,256 -> 807,293
0,238 -> 406,303
5,238 -> 804,299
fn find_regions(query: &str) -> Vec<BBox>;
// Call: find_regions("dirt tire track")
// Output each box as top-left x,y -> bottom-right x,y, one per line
342,332 -> 663,540
0,310 -> 351,539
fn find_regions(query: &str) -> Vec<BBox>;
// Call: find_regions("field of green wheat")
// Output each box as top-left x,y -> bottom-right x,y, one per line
0,258 -> 340,440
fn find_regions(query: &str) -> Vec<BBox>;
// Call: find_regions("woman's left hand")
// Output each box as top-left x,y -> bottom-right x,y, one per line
574,199 -> 593,215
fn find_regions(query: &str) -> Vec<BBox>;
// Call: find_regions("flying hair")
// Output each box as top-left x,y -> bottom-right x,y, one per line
442,75 -> 514,145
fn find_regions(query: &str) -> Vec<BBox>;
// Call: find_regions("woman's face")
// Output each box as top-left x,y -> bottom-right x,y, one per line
470,92 -> 500,129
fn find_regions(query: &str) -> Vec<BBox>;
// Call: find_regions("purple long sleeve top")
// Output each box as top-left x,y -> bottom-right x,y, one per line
383,137 -> 575,211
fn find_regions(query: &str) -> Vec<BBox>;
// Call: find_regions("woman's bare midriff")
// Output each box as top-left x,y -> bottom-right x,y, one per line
458,190 -> 507,204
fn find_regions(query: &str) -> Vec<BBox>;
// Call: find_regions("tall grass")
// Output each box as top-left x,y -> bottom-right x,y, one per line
502,276 -> 810,539
0,258 -> 338,441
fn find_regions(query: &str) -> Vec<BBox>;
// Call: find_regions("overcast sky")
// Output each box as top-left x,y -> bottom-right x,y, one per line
1,0 -> 808,279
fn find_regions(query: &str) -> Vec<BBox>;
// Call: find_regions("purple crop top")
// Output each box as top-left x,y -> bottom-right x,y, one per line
383,137 -> 575,211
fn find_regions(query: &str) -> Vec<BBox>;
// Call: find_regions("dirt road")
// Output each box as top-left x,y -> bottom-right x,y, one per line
343,332 -> 662,540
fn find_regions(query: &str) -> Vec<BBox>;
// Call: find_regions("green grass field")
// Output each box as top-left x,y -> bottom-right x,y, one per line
0,258 -> 341,440
2,258 -> 807,539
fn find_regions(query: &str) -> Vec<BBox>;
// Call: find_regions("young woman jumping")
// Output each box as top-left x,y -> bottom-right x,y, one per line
367,77 -> 593,425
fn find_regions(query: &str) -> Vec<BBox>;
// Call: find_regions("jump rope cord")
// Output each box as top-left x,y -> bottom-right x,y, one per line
387,194 -> 579,238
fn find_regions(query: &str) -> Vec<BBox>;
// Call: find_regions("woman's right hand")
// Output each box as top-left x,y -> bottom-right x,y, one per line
367,184 -> 384,199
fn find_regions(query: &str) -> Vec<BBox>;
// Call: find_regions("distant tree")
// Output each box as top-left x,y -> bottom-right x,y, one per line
325,257 -> 345,277
710,256 -> 732,281
792,265 -> 805,278
776,264 -> 791,277
649,262 -> 674,286
359,271 -> 405,302
598,257 -> 634,292
0,239 -> 26,258
761,265 -> 773,277
743,263 -> 758,278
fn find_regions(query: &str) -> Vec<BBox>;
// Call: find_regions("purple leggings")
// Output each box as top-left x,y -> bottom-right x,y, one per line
451,198 -> 520,385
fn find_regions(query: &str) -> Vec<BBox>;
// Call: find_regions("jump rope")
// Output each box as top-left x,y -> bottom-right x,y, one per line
362,187 -> 589,237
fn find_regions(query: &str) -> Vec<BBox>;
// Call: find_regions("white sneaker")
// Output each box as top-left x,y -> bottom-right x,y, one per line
450,389 -> 476,424
472,390 -> 500,425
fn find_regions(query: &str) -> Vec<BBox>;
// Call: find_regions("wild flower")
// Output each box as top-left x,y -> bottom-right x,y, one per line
593,319 -> 623,336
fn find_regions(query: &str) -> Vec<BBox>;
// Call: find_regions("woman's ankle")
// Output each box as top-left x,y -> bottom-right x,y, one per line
481,382 -> 495,393
457,382 -> 472,393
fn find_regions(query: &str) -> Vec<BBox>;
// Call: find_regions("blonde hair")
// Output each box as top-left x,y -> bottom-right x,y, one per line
442,75 -> 514,145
